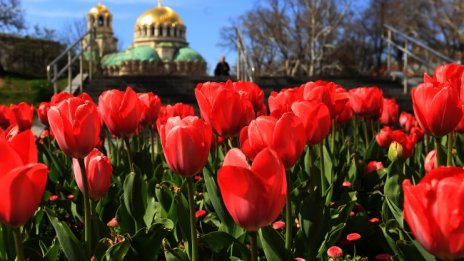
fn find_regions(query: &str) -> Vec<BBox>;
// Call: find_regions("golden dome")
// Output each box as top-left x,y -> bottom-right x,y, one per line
89,2 -> 112,17
135,5 -> 184,27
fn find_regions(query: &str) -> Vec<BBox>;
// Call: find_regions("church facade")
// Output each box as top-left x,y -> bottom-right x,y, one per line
85,1 -> 207,77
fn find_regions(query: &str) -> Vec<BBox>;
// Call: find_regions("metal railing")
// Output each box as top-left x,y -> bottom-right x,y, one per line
383,24 -> 460,93
235,27 -> 255,82
46,27 -> 95,94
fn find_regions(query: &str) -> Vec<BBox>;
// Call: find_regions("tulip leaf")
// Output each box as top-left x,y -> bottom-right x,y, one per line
123,172 -> 147,230
124,221 -> 173,261
115,198 -> 135,234
397,240 -> 435,261
203,166 -> 232,227
45,208 -> 88,261
299,192 -> 330,258
104,239 -> 131,261
174,190 -> 191,257
200,231 -> 250,260
165,248 -> 190,261
258,226 -> 292,261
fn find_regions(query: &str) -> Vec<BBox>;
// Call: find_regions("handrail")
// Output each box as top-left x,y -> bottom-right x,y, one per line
384,24 -> 457,64
383,24 -> 460,94
235,27 -> 255,82
46,27 -> 95,94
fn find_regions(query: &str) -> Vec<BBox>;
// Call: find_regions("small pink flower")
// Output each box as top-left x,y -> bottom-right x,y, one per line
369,217 -> 380,225
195,210 -> 207,219
294,258 -> 306,261
49,195 -> 59,202
346,233 -> 361,242
342,181 -> 352,187
107,217 -> 118,228
327,246 -> 344,258
67,194 -> 75,200
272,220 -> 285,230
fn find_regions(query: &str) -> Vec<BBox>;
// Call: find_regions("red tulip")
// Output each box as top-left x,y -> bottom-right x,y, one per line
240,112 -> 306,168
302,80 -> 349,118
37,102 -> 51,126
218,148 -> 286,231
138,92 -> 162,127
379,98 -> 399,126
50,92 -> 73,106
159,116 -> 212,177
72,148 -> 113,200
376,126 -> 392,148
403,167 -> 464,259
336,101 -> 353,124
98,87 -> 142,138
156,103 -> 195,130
349,87 -> 384,120
399,112 -> 416,133
195,81 -> 254,137
10,102 -> 34,131
231,81 -> 267,116
48,97 -> 101,158
291,100 -> 331,144
424,63 -> 464,97
0,105 -> 11,129
0,130 -> 48,227
268,87 -> 303,118
424,150 -> 437,173
365,161 -> 384,174
412,82 -> 462,137
376,127 -> 415,158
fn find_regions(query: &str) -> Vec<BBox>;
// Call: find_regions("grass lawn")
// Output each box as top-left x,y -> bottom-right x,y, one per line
0,76 -> 67,105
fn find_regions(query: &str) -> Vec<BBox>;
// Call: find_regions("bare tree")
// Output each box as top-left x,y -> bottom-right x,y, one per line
59,17 -> 87,48
220,0 -> 350,77
0,0 -> 25,32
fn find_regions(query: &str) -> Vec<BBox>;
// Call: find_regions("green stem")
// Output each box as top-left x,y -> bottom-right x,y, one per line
331,119 -> 336,153
285,170 -> 293,250
186,177 -> 198,261
319,143 -> 327,198
12,228 -> 24,261
124,138 -> 134,172
447,132 -> 454,166
363,120 -> 370,145
307,146 -> 315,193
78,158 -> 92,254
249,231 -> 258,261
150,128 -> 155,163
353,116 -> 358,152
435,137 -> 445,167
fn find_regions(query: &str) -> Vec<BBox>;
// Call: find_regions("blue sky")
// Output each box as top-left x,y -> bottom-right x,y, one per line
22,0 -> 256,75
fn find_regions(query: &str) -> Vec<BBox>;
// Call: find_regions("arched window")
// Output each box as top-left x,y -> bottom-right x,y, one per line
144,26 -> 148,36
166,27 -> 171,37
159,26 -> 163,36
98,16 -> 104,26
150,26 -> 155,36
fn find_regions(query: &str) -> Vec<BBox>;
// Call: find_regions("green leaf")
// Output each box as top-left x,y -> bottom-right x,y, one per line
165,248 -> 190,261
200,231 -> 250,260
123,172 -> 147,230
104,239 -> 130,261
125,221 -> 174,261
203,166 -> 231,226
45,208 -> 88,261
258,227 -> 292,261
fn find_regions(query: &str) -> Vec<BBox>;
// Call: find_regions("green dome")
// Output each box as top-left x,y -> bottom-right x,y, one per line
102,52 -> 126,67
124,46 -> 160,62
174,47 -> 204,62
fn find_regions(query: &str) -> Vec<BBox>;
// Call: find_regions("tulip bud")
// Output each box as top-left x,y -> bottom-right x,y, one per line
388,141 -> 403,161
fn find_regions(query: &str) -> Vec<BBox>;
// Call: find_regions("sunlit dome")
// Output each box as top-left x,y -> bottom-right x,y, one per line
89,2 -> 112,17
135,3 -> 184,27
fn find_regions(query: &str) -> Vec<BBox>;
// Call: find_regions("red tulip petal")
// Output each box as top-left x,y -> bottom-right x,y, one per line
223,148 -> 250,169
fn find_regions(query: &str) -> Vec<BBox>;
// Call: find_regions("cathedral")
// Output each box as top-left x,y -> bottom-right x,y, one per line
85,1 -> 207,76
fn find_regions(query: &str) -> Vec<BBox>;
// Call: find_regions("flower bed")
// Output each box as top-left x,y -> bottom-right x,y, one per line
0,64 -> 463,261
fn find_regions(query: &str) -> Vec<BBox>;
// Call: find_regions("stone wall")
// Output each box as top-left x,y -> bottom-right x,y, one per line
0,33 -> 64,77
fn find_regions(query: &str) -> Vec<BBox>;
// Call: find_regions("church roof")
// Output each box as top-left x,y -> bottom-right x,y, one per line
174,47 -> 204,62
